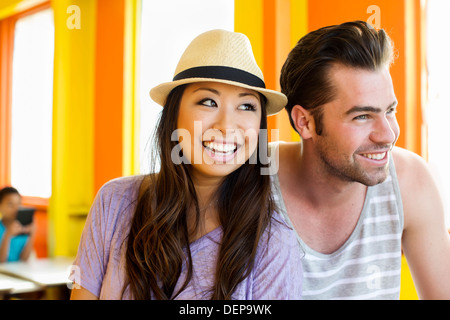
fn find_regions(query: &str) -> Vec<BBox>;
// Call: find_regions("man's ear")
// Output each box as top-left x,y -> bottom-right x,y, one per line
291,105 -> 314,139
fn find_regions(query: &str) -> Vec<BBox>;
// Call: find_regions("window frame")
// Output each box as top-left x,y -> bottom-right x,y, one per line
0,1 -> 52,258
0,1 -> 51,198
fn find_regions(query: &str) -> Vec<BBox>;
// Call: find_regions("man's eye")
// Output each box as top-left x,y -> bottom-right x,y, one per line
354,114 -> 370,120
199,99 -> 217,107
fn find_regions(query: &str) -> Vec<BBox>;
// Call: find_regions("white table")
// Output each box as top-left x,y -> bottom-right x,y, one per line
0,257 -> 75,287
0,273 -> 43,298
0,257 -> 75,299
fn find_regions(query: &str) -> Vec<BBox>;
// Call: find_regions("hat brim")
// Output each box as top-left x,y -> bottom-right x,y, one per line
150,78 -> 287,116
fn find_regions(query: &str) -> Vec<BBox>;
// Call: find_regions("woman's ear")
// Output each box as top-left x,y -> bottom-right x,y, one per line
291,105 -> 313,139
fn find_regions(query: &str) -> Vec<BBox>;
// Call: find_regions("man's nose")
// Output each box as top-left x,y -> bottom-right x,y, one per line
370,116 -> 397,145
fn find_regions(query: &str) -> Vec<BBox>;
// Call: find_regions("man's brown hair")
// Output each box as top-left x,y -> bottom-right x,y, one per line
280,20 -> 394,135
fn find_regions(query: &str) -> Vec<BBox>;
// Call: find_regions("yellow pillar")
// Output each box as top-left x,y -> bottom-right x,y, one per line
234,0 -> 264,71
50,0 -> 96,257
235,0 -> 307,143
122,0 -> 141,176
400,255 -> 419,299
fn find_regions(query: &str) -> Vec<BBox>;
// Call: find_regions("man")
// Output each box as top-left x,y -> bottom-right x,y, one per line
273,20 -> 450,299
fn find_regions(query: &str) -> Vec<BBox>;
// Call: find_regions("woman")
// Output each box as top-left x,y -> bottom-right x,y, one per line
70,29 -> 303,300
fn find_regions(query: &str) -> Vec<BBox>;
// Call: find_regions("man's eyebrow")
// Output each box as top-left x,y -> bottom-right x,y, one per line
345,106 -> 382,115
345,101 -> 398,115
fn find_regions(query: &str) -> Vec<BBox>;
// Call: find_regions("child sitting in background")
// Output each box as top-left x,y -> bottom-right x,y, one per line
0,187 -> 35,262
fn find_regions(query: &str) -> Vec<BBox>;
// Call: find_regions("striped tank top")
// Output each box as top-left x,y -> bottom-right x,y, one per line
271,146 -> 404,300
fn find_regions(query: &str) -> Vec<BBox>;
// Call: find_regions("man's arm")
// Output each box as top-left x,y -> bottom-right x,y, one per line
394,147 -> 450,299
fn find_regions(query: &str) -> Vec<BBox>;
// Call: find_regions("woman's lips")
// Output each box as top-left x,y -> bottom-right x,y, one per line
202,141 -> 240,163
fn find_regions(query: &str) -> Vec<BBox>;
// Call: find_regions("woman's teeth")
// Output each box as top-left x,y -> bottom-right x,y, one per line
362,152 -> 386,160
203,141 -> 237,154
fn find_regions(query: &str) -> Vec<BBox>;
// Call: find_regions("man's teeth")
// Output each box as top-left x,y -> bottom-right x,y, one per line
203,141 -> 236,154
362,152 -> 386,160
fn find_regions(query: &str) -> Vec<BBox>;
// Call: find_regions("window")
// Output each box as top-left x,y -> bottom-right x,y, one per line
426,0 -> 450,227
138,0 -> 234,173
10,8 -> 54,198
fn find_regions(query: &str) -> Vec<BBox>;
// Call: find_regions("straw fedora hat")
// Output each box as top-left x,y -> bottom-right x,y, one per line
150,29 -> 287,115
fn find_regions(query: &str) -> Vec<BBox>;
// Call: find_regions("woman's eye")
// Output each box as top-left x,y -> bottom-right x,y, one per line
199,98 -> 217,107
238,103 -> 257,111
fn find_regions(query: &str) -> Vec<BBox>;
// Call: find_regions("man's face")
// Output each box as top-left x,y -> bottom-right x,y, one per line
311,64 -> 400,186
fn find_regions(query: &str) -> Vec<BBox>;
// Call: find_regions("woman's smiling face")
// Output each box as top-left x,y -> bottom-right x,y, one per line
176,82 -> 262,181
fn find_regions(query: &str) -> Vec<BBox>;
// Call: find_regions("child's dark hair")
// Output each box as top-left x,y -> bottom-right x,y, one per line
0,187 -> 20,203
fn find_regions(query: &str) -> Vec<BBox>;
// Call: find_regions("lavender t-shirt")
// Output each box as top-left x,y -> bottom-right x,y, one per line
71,175 -> 303,299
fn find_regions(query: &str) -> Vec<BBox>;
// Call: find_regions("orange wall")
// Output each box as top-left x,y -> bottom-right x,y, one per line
263,0 -> 293,142
22,196 -> 48,257
0,18 -> 14,187
94,0 -> 125,194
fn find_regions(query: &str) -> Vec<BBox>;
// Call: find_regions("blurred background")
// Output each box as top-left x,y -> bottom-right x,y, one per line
0,0 -> 448,299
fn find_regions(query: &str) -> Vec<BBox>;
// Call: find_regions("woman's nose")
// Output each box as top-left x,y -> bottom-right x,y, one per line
212,106 -> 237,134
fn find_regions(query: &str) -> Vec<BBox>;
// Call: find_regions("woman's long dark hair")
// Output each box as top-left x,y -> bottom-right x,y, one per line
124,84 -> 275,299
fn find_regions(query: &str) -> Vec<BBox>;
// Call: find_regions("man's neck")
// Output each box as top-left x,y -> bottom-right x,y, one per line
281,141 -> 367,207
277,142 -> 368,253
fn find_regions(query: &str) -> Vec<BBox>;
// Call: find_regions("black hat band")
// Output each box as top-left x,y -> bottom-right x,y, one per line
173,66 -> 266,89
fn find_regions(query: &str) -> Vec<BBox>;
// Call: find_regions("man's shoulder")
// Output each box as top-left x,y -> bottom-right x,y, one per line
392,146 -> 424,162
392,146 -> 428,181
392,146 -> 437,204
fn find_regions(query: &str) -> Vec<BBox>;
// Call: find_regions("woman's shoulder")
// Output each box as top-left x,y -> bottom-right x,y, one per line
91,175 -> 146,223
254,211 -> 302,260
268,211 -> 300,246
249,211 -> 303,298
97,175 -> 146,201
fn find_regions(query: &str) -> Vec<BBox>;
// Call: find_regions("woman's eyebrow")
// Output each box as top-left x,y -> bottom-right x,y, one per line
192,88 -> 220,95
192,88 -> 259,100
239,92 -> 259,99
